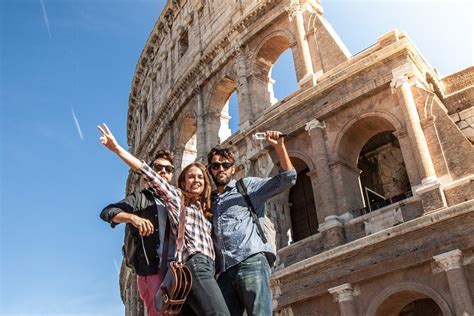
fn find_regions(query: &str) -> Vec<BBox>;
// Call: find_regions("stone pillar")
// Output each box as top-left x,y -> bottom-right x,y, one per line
286,3 -> 316,88
391,75 -> 436,182
174,145 -> 185,176
204,111 -> 222,150
305,119 -> 345,249
393,130 -> 421,187
195,86 -> 208,163
305,119 -> 337,220
328,283 -> 359,316
266,198 -> 293,249
234,43 -> 255,130
433,249 -> 473,316
391,71 -> 446,212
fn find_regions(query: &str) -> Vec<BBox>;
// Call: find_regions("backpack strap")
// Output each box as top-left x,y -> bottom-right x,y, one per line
235,179 -> 268,244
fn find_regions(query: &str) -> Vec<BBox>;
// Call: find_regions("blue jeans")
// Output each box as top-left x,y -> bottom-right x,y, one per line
183,253 -> 230,316
217,253 -> 272,316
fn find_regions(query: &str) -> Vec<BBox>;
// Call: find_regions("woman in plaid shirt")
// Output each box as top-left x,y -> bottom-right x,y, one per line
98,124 -> 230,316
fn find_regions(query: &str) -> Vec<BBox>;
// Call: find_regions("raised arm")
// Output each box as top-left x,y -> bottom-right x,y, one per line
98,123 -> 142,171
98,123 -> 182,215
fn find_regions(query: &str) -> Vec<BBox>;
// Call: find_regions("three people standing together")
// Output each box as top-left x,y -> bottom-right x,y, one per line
99,124 -> 296,316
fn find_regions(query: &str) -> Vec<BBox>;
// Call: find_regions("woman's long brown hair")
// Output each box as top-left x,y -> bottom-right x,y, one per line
178,162 -> 213,220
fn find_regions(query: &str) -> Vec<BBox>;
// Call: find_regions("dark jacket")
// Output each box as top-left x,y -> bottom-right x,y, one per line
101,189 -> 175,276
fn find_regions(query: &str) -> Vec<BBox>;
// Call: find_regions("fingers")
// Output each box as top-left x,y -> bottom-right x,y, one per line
103,123 -> 111,134
97,123 -> 112,136
265,131 -> 281,140
97,125 -> 106,135
136,218 -> 154,236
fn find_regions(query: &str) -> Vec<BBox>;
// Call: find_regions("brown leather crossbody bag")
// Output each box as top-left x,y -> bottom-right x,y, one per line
155,197 -> 192,314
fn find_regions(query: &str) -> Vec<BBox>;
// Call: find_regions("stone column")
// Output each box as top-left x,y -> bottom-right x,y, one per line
305,119 -> 345,249
195,86 -> 208,162
328,283 -> 359,316
266,198 -> 293,250
204,111 -> 222,150
173,145 -> 185,176
433,249 -> 473,316
286,3 -> 316,88
392,130 -> 421,186
391,71 -> 446,212
391,75 -> 436,182
234,43 -> 255,130
305,119 -> 337,220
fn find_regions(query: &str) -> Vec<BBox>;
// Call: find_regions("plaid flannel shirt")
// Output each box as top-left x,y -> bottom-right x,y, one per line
140,163 -> 215,261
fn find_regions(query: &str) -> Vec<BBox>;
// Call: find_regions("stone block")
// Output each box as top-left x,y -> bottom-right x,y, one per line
450,112 -> 460,122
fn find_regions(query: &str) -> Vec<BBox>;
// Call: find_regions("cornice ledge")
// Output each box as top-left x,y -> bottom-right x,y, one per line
271,199 -> 474,281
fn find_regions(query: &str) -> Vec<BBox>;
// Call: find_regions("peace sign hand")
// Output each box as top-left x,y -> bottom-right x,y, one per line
97,123 -> 121,153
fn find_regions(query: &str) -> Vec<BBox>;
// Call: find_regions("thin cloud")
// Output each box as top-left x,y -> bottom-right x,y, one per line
113,257 -> 120,276
39,0 -> 52,38
71,106 -> 84,141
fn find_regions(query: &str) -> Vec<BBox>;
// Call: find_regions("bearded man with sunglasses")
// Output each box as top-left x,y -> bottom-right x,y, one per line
100,150 -> 176,316
207,131 -> 297,316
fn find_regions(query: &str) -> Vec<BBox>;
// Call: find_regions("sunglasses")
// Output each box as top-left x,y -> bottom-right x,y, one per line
151,163 -> 175,173
209,162 -> 234,171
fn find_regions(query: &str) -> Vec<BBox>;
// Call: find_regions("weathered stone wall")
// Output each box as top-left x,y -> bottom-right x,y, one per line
122,0 -> 474,315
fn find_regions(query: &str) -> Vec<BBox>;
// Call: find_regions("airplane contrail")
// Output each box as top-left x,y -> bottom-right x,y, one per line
113,258 -> 120,276
39,0 -> 52,38
71,106 -> 84,141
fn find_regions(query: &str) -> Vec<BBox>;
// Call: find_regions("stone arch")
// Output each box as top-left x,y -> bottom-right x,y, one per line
334,111 -> 404,164
207,75 -> 239,145
253,30 -> 297,65
332,111 -> 412,214
251,30 -> 298,111
286,149 -> 315,172
176,111 -> 198,174
366,282 -> 452,316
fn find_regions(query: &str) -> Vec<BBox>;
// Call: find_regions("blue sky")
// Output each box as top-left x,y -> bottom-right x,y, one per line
0,0 -> 472,315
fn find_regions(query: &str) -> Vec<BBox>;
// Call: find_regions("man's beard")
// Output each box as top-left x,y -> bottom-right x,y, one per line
212,172 -> 231,186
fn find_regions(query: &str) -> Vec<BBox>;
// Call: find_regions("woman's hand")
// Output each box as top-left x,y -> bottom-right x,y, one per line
97,123 -> 121,153
97,123 -> 143,171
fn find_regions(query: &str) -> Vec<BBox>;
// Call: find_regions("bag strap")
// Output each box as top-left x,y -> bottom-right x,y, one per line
175,195 -> 186,263
235,179 -> 268,243
158,216 -> 171,280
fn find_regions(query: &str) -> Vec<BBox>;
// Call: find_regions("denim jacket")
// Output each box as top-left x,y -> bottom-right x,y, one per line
212,169 -> 297,273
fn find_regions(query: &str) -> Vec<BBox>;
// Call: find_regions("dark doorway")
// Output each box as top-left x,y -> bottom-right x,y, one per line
289,167 -> 318,242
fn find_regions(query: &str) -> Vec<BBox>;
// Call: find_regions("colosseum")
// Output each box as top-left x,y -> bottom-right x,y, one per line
120,0 -> 474,315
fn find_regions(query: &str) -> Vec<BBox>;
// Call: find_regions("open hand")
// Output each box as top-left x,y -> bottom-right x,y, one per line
97,123 -> 121,153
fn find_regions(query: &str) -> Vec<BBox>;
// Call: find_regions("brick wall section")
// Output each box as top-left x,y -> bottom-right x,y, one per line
450,107 -> 474,143
442,66 -> 474,95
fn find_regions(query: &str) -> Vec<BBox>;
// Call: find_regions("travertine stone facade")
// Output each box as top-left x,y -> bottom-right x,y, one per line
122,0 -> 473,315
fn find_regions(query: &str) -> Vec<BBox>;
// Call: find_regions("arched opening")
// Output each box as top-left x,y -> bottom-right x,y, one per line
227,90 -> 239,134
209,77 -> 238,144
271,48 -> 298,101
337,115 -> 412,214
177,114 -> 197,174
376,291 -> 444,316
254,34 -> 298,110
288,158 -> 317,242
399,298 -> 443,316
358,131 -> 411,212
